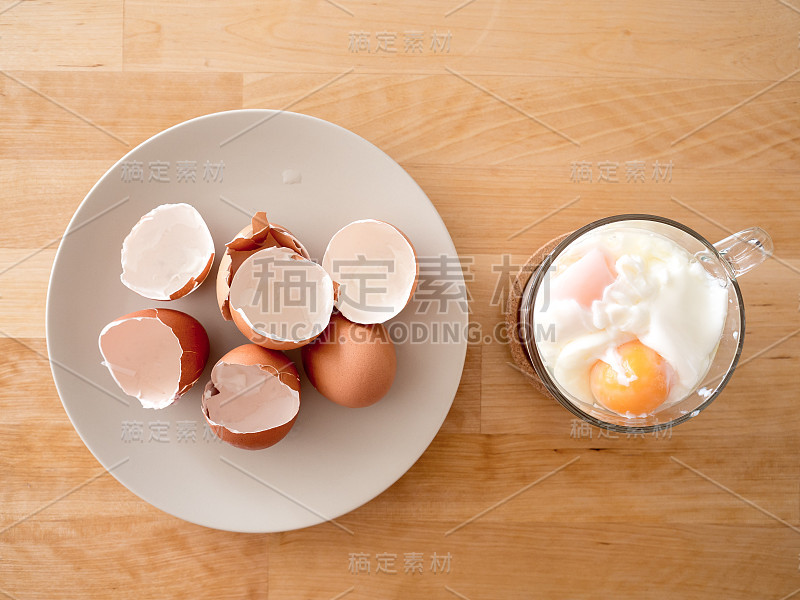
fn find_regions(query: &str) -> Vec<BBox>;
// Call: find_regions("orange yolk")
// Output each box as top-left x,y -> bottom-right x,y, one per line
590,340 -> 672,415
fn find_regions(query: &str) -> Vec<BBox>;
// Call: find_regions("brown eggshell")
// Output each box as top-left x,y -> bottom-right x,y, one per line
216,212 -> 309,320
202,344 -> 301,450
169,252 -> 215,300
217,344 -> 300,390
301,312 -> 396,408
215,251 -> 235,319
230,306 -> 326,351
114,308 -> 210,398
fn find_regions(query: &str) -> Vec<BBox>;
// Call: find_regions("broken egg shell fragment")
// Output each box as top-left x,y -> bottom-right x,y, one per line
551,247 -> 616,308
322,219 -> 418,325
98,308 -> 210,409
169,254 -> 214,300
229,246 -> 335,350
301,311 -> 396,408
121,203 -> 215,301
216,211 -> 309,320
202,344 -> 301,450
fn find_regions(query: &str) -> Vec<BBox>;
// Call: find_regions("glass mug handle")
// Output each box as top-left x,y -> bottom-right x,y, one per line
713,227 -> 773,278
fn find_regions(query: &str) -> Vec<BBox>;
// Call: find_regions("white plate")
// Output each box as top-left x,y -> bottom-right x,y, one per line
46,110 -> 468,533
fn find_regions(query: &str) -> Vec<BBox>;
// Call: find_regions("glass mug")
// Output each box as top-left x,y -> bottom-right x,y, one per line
518,214 -> 773,433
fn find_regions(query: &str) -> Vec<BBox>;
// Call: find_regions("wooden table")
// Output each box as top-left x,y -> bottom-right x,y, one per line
2,1 -> 799,598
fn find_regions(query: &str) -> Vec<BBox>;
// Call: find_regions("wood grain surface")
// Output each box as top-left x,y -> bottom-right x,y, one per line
1,1 -> 799,598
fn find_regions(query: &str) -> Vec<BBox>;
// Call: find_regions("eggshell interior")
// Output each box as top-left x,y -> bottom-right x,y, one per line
229,246 -> 334,346
98,308 -> 210,409
322,219 -> 417,324
216,212 -> 309,320
203,362 -> 300,433
121,203 -> 215,300
201,344 -> 301,450
99,316 -> 184,409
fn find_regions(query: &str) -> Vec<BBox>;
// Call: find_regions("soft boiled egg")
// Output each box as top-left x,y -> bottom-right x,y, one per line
534,225 -> 729,417
590,340 -> 673,416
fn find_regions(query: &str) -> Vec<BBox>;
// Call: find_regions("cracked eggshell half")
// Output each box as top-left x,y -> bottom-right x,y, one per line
216,211 -> 309,320
201,344 -> 301,450
229,246 -> 335,350
121,203 -> 215,300
322,219 -> 418,325
301,311 -> 396,408
98,308 -> 210,409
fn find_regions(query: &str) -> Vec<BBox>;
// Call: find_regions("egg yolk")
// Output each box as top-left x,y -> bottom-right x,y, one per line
590,340 -> 672,416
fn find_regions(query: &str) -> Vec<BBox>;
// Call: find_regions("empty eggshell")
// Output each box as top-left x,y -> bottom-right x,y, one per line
216,211 -> 309,320
202,344 -> 301,450
121,203 -> 215,300
98,308 -> 210,409
228,246 -> 335,350
301,311 -> 396,408
322,219 -> 418,325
